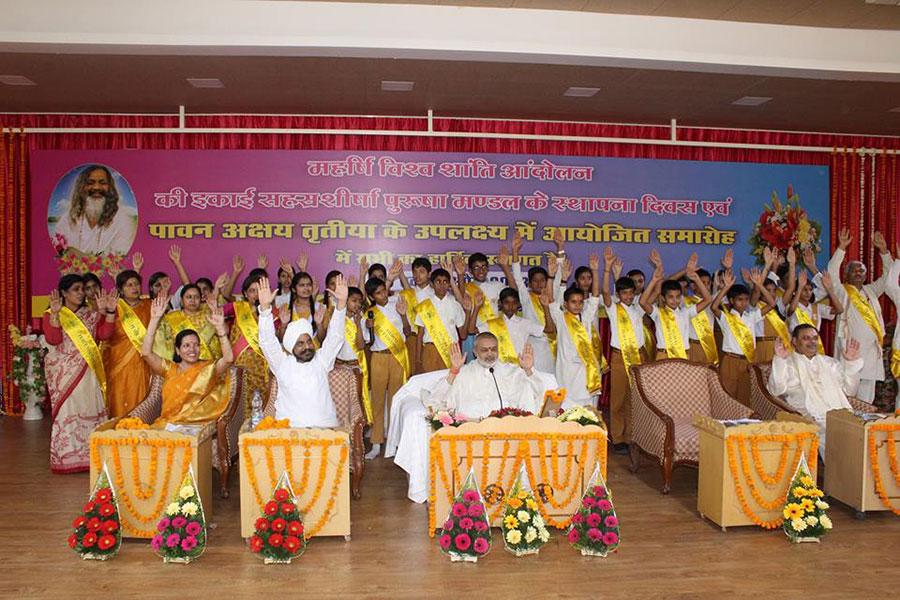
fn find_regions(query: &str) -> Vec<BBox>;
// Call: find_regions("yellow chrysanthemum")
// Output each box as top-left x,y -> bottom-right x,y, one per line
792,487 -> 808,498
783,503 -> 805,520
808,488 -> 825,498
503,515 -> 519,530
800,475 -> 815,488
799,498 -> 815,512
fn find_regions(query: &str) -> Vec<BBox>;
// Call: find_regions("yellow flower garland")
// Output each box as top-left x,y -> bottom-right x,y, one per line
254,416 -> 291,431
115,417 -> 149,431
867,424 -> 900,516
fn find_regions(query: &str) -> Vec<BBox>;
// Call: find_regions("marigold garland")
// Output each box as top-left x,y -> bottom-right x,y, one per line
254,416 -> 290,431
867,424 -> 900,516
115,417 -> 149,431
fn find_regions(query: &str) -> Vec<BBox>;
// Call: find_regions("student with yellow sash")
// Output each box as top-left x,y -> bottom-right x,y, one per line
470,287 -> 550,367
282,270 -> 325,345
223,272 -> 276,411
43,275 -> 117,473
140,293 -> 234,426
639,252 -> 712,361
785,269 -> 843,353
415,268 -> 467,374
104,269 -> 152,417
684,267 -> 719,365
827,228 -> 893,403
601,248 -> 646,452
152,283 -> 224,365
885,253 -> 900,410
363,277 -> 412,459
397,256 -> 434,375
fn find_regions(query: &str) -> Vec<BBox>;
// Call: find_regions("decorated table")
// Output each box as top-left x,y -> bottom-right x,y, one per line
825,409 -> 900,516
428,415 -> 607,535
693,415 -> 819,530
89,419 -> 214,538
238,426 -> 351,539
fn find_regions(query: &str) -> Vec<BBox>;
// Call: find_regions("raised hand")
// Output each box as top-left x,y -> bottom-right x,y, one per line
150,294 -> 168,319
553,227 -> 565,252
721,248 -> 734,270
256,276 -> 276,310
797,269 -> 809,291
168,244 -> 182,264
440,258 -> 453,274
519,342 -> 534,373
449,343 -> 465,372
473,289 -> 485,308
649,249 -> 662,268
685,252 -> 698,277
48,289 -> 62,314
562,257 -> 573,280
277,303 -> 290,325
603,246 -> 615,269
297,252 -> 309,273
802,247 -> 818,273
838,227 -> 852,250
763,246 -> 775,269
452,255 -> 467,277
328,274 -> 349,307
821,271 -> 834,289
722,270 -> 736,290
98,288 -> 119,312
787,246 -> 797,265
511,231 -> 523,256
461,292 -> 473,312
207,304 -> 227,335
873,231 -> 888,253
843,338 -> 861,362
498,245 -> 510,267
539,283 -> 553,306
547,254 -> 559,277
214,272 -> 229,293
611,257 -> 623,280
741,267 -> 753,285
589,253 -> 600,271
749,268 -> 764,287
132,252 -> 144,272
348,275 -> 359,288
232,255 -> 245,274
774,338 -> 790,359
388,258 -> 403,280
396,293 -> 407,315
257,254 -> 268,269
279,257 -> 293,275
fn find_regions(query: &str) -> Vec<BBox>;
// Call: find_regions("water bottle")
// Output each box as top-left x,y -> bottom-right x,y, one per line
250,390 -> 263,429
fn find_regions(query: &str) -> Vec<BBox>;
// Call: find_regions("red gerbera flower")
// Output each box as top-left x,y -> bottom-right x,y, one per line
82,501 -> 95,514
68,534 -> 78,548
271,518 -> 287,532
82,532 -> 97,548
98,503 -> 115,517
249,535 -> 263,553
86,517 -> 102,532
284,536 -> 301,554
264,501 -> 278,516
287,521 -> 303,536
72,516 -> 86,529
97,535 -> 116,551
255,517 -> 269,532
268,534 -> 283,548
94,489 -> 112,503
102,520 -> 119,534
273,488 -> 289,503
280,503 -> 295,515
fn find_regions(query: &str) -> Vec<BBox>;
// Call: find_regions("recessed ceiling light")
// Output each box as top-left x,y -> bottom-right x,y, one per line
732,96 -> 773,106
564,87 -> 600,98
186,78 -> 224,88
381,80 -> 414,92
0,75 -> 36,86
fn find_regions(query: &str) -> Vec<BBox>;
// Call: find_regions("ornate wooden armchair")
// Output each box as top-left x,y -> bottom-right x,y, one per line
750,362 -> 879,418
629,359 -> 752,494
126,366 -> 246,498
263,367 -> 366,500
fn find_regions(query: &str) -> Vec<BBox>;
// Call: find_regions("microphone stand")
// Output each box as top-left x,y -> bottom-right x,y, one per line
489,366 -> 504,411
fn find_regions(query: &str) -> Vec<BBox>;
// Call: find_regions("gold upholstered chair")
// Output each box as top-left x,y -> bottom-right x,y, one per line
629,359 -> 752,494
750,362 -> 879,419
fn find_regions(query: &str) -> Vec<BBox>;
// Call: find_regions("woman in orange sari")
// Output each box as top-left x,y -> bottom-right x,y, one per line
140,293 -> 234,426
104,269 -> 152,417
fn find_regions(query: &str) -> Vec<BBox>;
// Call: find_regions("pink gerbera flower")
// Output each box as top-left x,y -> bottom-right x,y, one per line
474,521 -> 489,532
605,515 -> 619,528
156,517 -> 170,532
458,517 -> 474,530
467,503 -> 484,517
454,533 -> 472,551
452,503 -> 467,517
596,500 -> 612,511
444,519 -> 454,531
181,536 -> 198,552
185,521 -> 202,536
165,533 -> 181,548
462,490 -> 480,504
150,534 -> 163,551
473,537 -> 489,555
571,513 -> 584,524
582,497 -> 596,508
592,486 -> 607,498
602,531 -> 619,546
586,513 -> 602,528
439,534 -> 452,550
587,528 -> 603,542
567,529 -> 580,543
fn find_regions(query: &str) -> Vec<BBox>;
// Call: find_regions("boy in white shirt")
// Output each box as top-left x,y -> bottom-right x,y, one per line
415,268 -> 467,373
398,256 -> 434,375
784,269 -> 842,345
470,287 -> 550,365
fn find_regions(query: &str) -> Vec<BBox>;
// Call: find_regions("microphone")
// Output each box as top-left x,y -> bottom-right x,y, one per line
489,366 -> 504,411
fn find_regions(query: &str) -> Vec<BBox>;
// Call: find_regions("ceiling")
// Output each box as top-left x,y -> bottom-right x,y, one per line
1,52 -> 899,135
289,0 -> 900,29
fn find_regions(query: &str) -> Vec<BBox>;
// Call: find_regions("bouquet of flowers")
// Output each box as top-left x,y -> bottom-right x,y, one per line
748,185 -> 822,263
487,407 -> 533,419
68,464 -> 122,560
248,471 -> 307,563
558,405 -> 604,428
427,409 -> 469,431
567,463 -> 620,557
501,465 -> 550,556
782,454 -> 831,543
151,467 -> 206,563
437,468 -> 492,562
54,247 -> 126,278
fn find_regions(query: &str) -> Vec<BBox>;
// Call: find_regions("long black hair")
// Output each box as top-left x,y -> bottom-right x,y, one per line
288,271 -> 317,335
322,270 -> 342,307
173,328 -> 200,363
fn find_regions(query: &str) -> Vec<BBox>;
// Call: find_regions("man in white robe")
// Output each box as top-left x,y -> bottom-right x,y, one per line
768,324 -> 863,451
427,333 -> 544,419
827,228 -> 892,402
257,275 -> 345,428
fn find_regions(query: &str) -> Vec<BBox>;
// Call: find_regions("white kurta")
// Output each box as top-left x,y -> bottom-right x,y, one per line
828,248 -> 892,383
476,313 -> 545,358
513,261 -> 560,375
768,352 -> 862,450
259,306 -> 343,428
54,208 -> 135,255
427,360 -> 544,419
551,296 -> 601,405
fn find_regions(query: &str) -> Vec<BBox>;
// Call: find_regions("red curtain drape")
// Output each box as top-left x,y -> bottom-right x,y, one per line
1,114 -> 898,411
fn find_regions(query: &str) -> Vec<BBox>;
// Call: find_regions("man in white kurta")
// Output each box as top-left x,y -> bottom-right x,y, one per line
827,230 -> 892,402
885,256 -> 900,409
768,324 -> 863,452
257,275 -> 344,428
427,333 -> 544,419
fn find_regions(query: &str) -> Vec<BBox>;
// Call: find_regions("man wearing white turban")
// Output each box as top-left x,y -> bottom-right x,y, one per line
257,274 -> 349,428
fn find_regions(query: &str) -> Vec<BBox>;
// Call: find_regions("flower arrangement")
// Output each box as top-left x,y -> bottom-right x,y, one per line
487,407 -> 533,419
248,471 -> 307,563
254,416 -> 291,431
748,185 -> 822,264
68,464 -> 122,560
428,409 -> 469,431
501,465 -> 550,556
437,468 -> 491,562
151,467 -> 206,563
9,326 -> 47,403
54,247 -> 126,278
567,463 -> 620,557
557,405 -> 604,428
782,455 -> 831,543
115,417 -> 149,431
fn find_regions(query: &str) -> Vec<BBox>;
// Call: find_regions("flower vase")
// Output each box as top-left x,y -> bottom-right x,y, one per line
449,552 -> 478,563
163,555 -> 194,564
507,546 -> 540,557
80,552 -> 113,561
789,536 -> 821,544
579,547 -> 609,557
264,556 -> 293,564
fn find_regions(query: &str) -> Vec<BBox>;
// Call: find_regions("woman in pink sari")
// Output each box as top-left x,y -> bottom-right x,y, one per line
42,274 -> 117,473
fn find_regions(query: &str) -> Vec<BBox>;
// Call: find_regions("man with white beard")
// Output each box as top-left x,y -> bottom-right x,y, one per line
427,332 -> 544,419
54,165 -> 136,255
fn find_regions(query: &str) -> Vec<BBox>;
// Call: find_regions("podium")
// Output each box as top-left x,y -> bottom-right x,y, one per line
825,410 -> 900,516
428,415 -> 607,535
89,419 -> 214,538
693,415 -> 819,530
239,427 -> 351,539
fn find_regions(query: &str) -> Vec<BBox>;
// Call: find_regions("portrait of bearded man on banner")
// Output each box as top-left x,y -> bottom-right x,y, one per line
49,163 -> 138,257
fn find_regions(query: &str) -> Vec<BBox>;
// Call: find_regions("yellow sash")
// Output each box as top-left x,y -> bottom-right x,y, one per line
58,307 -> 107,399
466,282 -> 496,323
372,305 -> 411,380
590,329 -> 610,373
116,299 -> 147,353
759,302 -> 791,348
416,298 -> 455,368
234,301 -> 263,358
891,348 -> 900,380
658,306 -> 688,359
400,288 -> 419,333
165,309 -> 213,360
690,310 -> 719,365
529,292 -> 557,357
844,284 -> 884,343
486,316 -> 519,365
344,318 -> 372,424
722,310 -> 756,363
615,303 -> 642,377
563,311 -> 602,393
794,304 -> 825,354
